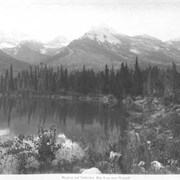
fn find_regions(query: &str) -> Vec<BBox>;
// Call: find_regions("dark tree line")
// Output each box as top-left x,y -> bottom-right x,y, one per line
1,58 -> 180,101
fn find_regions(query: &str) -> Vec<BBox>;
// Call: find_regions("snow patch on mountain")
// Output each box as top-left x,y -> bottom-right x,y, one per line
13,49 -> 18,55
40,49 -> 47,54
130,48 -> 141,54
0,42 -> 16,48
44,45 -> 57,49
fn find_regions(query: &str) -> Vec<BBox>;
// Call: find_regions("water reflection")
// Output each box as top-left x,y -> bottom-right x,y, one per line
0,97 -> 129,141
0,128 -> 10,136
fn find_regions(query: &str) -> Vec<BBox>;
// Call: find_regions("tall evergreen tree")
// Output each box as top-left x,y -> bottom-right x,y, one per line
133,57 -> 143,96
103,64 -> 110,94
9,64 -> 14,91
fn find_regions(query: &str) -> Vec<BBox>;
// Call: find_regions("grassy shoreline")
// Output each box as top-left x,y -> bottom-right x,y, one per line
0,96 -> 180,174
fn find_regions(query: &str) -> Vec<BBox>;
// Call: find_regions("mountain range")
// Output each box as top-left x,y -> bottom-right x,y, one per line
1,26 -> 180,71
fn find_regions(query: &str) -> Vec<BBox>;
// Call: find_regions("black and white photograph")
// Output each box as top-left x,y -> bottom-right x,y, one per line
0,0 -> 180,177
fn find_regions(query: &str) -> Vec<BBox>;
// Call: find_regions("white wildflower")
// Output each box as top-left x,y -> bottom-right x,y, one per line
109,151 -> 122,161
151,161 -> 164,171
80,167 -> 101,174
138,161 -> 145,166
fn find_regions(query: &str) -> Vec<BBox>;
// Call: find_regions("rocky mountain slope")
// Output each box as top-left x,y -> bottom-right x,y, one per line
0,33 -> 69,65
2,43 -> 49,65
45,27 -> 180,69
1,27 -> 180,69
0,49 -> 30,72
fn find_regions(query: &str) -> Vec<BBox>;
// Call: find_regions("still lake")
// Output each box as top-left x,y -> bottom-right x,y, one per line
0,97 -> 129,143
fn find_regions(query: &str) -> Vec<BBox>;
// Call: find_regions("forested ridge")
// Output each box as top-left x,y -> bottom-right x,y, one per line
1,57 -> 180,101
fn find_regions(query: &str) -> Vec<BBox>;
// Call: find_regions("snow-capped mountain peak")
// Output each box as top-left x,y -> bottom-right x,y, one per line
0,42 -> 17,48
88,25 -> 117,35
46,36 -> 70,48
0,34 -> 18,49
83,25 -> 122,45
0,31 -> 37,49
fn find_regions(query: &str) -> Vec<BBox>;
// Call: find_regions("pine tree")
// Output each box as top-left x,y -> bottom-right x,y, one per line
133,57 -> 143,96
103,64 -> 110,94
9,64 -> 14,91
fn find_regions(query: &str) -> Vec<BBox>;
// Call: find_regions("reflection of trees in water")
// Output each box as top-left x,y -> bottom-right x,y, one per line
0,98 -> 16,127
0,97 -> 129,134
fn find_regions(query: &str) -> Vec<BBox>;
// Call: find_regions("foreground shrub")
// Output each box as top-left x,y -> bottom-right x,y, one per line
0,121 -> 180,174
36,126 -> 59,172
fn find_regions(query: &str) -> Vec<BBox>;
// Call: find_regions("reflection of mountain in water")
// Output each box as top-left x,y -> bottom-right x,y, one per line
0,97 -> 129,139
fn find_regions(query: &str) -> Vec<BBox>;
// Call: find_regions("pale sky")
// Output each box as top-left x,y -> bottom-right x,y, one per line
0,0 -> 180,42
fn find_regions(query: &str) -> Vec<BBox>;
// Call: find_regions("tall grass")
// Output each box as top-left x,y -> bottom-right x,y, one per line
0,123 -> 180,174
